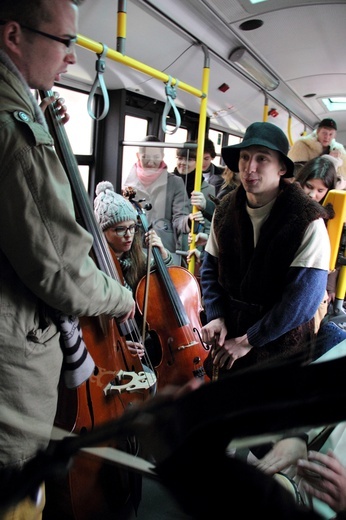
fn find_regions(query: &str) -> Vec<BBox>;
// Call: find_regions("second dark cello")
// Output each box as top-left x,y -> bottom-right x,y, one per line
40,92 -> 153,520
124,187 -> 210,388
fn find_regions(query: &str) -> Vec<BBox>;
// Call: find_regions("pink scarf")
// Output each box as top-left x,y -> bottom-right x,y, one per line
136,161 -> 167,186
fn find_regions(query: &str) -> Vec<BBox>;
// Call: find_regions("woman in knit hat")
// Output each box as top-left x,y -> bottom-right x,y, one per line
94,181 -> 174,368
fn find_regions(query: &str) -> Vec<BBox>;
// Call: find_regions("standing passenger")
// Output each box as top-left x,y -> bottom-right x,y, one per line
200,122 -> 331,376
217,166 -> 240,200
295,155 -> 338,204
122,135 -> 190,265
0,1 -> 135,518
288,119 -> 346,182
295,156 -> 339,332
202,137 -> 224,196
173,144 -> 216,259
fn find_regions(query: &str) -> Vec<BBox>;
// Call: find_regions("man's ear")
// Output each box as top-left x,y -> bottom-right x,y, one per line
2,22 -> 22,54
279,163 -> 287,176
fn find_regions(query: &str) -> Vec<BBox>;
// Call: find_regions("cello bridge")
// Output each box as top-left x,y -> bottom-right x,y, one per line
103,369 -> 154,395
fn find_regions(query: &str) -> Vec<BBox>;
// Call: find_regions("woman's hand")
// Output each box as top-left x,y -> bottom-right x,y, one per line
145,229 -> 168,259
189,210 -> 205,225
126,340 -> 145,358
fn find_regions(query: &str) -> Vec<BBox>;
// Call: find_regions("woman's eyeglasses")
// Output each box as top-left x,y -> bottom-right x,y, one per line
113,224 -> 138,237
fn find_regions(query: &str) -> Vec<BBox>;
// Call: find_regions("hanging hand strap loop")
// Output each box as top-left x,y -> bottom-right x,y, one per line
162,76 -> 181,135
87,44 -> 110,121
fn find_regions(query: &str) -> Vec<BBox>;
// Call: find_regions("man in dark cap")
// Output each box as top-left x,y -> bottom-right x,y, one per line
200,121 -> 331,376
288,118 -> 346,181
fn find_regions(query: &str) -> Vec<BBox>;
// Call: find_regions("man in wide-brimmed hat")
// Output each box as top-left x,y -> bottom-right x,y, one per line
200,121 -> 331,376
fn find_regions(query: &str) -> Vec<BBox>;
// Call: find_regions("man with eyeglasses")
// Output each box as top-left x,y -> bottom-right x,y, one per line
0,21 -> 78,52
0,1 -> 137,519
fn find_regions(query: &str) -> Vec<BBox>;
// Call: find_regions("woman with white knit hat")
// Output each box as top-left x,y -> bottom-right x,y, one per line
94,181 -> 174,370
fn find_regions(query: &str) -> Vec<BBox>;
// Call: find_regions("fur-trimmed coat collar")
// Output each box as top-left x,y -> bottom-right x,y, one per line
288,129 -> 346,179
210,180 -> 328,370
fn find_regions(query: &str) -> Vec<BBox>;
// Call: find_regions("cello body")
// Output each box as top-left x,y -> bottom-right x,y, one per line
136,265 -> 209,387
48,314 -> 147,520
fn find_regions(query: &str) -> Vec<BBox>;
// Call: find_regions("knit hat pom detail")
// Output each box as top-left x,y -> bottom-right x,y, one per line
94,181 -> 138,231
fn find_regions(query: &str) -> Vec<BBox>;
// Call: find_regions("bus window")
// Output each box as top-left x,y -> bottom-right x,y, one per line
122,115 -> 148,183
79,165 -> 90,192
55,87 -> 92,156
36,87 -> 92,191
228,134 -> 242,146
164,125 -> 188,172
208,129 -> 223,167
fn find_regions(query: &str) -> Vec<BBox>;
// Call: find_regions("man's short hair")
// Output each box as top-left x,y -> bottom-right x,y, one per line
0,0 -> 82,27
204,138 -> 216,159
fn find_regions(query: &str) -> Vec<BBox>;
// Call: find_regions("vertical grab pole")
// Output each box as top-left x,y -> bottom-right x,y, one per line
287,111 -> 294,147
117,0 -> 127,54
188,44 -> 210,275
263,92 -> 269,122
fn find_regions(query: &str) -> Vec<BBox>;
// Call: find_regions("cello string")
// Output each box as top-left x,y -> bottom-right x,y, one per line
116,188 -> 157,379
117,298 -> 156,389
119,316 -> 157,390
141,228 -> 153,342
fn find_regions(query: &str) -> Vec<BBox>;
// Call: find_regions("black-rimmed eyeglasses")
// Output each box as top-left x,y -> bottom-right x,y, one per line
0,20 -> 77,51
112,224 -> 138,237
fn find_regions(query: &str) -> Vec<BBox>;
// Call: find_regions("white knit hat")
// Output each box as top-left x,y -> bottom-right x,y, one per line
94,181 -> 137,231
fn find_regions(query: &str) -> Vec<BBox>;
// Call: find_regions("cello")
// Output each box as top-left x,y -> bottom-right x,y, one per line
40,91 -> 154,520
124,187 -> 210,388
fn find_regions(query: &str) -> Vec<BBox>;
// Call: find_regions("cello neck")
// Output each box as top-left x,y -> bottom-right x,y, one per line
39,90 -> 118,282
